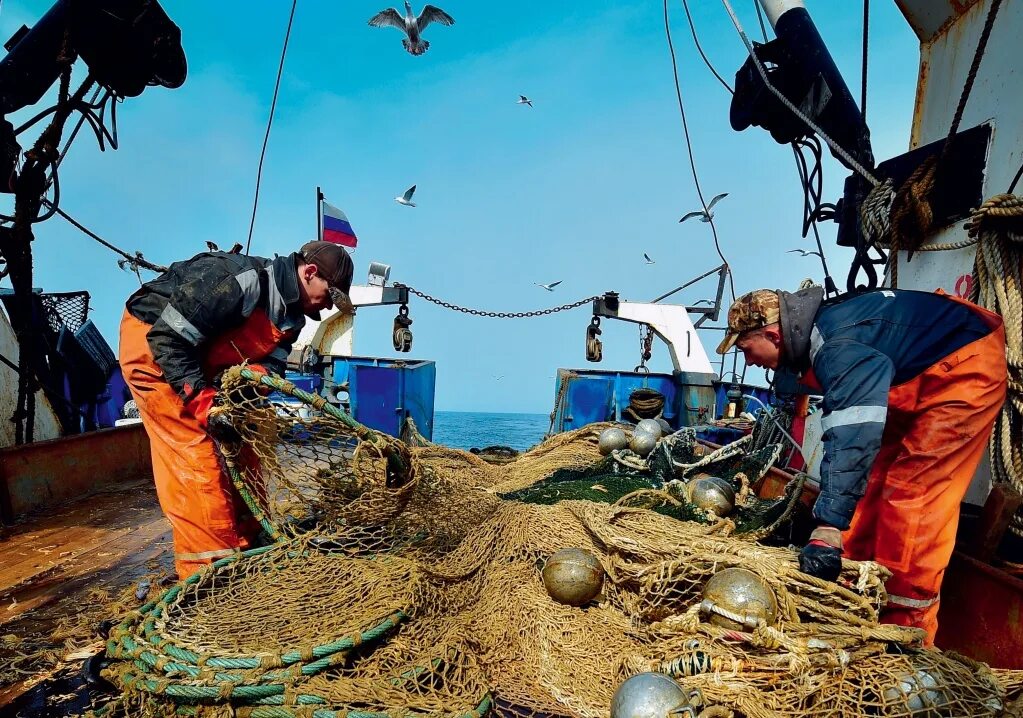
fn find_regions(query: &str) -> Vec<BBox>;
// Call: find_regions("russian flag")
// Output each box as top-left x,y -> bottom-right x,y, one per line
320,199 -> 358,248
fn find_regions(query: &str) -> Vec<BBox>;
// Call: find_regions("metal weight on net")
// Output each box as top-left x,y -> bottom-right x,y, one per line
542,548 -> 605,607
686,476 -> 736,517
599,427 -> 629,455
629,430 -> 658,457
610,673 -> 701,718
635,419 -> 663,440
700,567 -> 779,631
881,665 -> 952,718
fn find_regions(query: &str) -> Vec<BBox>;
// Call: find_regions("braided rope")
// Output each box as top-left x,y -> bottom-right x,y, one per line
965,194 -> 1023,536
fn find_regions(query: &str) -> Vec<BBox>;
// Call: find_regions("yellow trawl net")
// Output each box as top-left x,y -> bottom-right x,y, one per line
96,368 -> 1023,718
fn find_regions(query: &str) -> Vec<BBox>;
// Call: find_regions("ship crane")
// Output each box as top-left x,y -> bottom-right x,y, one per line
586,263 -> 728,378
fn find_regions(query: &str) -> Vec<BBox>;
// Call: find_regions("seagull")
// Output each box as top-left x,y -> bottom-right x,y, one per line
643,253 -> 655,264
691,299 -> 714,306
535,281 -> 562,292
368,2 -> 454,56
228,243 -> 243,254
205,240 -> 219,251
787,248 -> 823,258
679,192 -> 729,224
395,185 -> 417,207
517,95 -> 533,107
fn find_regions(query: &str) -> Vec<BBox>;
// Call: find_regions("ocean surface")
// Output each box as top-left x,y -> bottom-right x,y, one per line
432,411 -> 551,452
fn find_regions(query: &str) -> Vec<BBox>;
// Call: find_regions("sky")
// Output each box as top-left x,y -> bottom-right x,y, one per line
0,1 -> 920,413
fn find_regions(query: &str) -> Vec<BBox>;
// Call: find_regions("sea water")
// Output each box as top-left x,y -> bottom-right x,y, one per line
432,411 -> 550,452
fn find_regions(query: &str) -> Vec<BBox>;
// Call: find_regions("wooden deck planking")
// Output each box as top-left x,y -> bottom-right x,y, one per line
0,484 -> 164,593
0,481 -> 171,624
0,482 -> 172,709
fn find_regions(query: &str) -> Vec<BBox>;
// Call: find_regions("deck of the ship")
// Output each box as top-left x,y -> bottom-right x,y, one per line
0,480 -> 172,711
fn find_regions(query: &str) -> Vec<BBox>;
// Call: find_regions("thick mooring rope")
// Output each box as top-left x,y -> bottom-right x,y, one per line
965,194 -> 1023,537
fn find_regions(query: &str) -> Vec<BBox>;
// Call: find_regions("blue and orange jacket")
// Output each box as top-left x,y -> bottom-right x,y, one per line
125,251 -> 307,402
778,287 -> 997,529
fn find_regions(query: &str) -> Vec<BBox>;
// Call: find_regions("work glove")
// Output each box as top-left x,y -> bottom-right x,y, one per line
185,386 -> 241,444
798,525 -> 843,582
227,363 -> 274,404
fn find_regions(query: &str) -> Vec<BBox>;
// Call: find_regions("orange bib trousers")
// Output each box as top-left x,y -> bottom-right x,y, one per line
842,298 -> 1007,645
119,310 -> 261,579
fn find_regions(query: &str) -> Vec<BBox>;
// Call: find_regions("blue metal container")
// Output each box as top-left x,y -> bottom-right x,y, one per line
550,368 -> 716,432
330,356 -> 436,440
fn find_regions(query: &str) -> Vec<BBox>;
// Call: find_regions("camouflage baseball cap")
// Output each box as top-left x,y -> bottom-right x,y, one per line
716,289 -> 781,354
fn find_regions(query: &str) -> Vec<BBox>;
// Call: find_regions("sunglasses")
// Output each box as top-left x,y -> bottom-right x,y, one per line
328,286 -> 354,313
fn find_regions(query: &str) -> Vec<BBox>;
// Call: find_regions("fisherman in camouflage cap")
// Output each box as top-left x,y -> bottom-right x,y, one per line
717,284 -> 1007,646
715,289 -> 780,357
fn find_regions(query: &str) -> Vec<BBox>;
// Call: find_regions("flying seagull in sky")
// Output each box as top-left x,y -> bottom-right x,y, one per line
395,185 -> 417,207
679,192 -> 729,224
535,281 -> 562,292
517,95 -> 533,107
787,248 -> 823,258
643,253 -> 655,264
368,2 -> 454,56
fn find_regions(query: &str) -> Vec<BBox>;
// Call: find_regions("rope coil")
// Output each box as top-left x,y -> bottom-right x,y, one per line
965,194 -> 1023,537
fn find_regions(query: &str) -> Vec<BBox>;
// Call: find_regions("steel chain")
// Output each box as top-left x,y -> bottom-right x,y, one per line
396,284 -> 600,319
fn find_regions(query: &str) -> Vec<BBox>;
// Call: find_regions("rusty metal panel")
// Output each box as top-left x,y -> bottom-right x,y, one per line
896,0 -> 982,42
0,424 -> 152,522
0,307 -> 62,449
935,551 -> 1023,668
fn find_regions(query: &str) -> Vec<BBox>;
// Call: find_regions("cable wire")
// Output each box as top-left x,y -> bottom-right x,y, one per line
861,0 -> 869,122
790,137 -> 839,296
245,0 -> 298,255
752,0 -> 769,41
1008,162 -> 1023,194
45,202 -> 167,273
663,0 -> 736,301
680,0 -> 733,94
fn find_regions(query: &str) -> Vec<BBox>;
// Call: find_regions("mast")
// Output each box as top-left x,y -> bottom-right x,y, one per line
316,186 -> 323,242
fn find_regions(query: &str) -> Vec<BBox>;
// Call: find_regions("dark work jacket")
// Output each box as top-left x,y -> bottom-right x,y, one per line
781,288 -> 995,530
125,252 -> 306,401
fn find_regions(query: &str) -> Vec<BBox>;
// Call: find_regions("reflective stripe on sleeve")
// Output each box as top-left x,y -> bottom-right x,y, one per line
234,268 -> 261,316
175,547 -> 241,562
160,304 -> 204,345
809,325 -> 824,363
887,593 -> 939,609
820,405 -> 888,432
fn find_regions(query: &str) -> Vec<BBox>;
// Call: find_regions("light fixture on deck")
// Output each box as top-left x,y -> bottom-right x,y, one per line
368,261 -> 391,287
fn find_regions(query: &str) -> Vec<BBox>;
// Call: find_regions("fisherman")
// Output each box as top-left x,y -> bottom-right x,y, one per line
118,242 -> 354,580
716,286 -> 1007,645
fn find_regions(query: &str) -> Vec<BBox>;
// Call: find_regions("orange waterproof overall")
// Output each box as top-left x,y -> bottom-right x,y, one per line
119,309 -> 290,579
841,294 -> 1007,645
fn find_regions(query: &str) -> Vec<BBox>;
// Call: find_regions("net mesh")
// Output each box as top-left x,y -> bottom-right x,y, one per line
97,368 -> 1023,718
39,290 -> 90,334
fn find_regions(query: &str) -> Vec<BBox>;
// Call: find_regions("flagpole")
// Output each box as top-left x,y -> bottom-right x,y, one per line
316,186 -> 323,242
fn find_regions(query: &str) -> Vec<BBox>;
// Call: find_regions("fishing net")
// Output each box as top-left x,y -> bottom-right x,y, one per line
95,367 -> 1023,718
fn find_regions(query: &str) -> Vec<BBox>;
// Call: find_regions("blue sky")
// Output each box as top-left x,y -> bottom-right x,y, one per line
0,1 -> 920,412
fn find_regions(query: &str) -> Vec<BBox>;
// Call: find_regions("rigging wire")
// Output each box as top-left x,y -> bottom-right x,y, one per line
245,0 -> 298,256
791,138 -> 838,295
44,202 -> 167,273
1008,162 -> 1023,194
752,0 -> 769,42
663,0 -> 736,302
861,0 -> 869,122
680,0 -> 733,95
